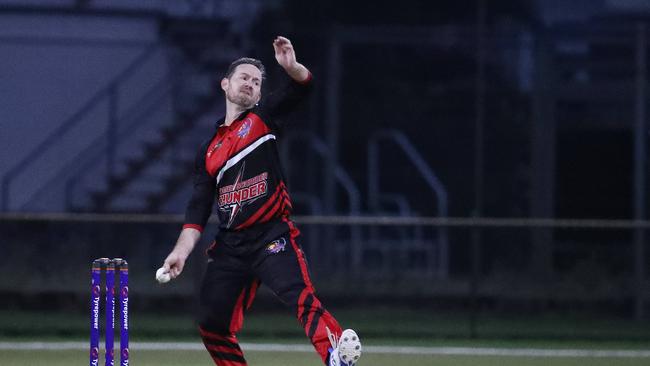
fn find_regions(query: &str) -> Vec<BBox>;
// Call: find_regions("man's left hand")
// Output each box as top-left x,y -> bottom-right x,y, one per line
273,36 -> 297,69
273,36 -> 310,82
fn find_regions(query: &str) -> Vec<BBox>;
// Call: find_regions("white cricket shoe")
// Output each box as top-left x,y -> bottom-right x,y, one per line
327,327 -> 362,366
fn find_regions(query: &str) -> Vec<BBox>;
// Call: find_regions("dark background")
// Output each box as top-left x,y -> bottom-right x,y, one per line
0,0 -> 649,340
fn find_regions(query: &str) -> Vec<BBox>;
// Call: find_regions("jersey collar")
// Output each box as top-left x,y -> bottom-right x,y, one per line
215,109 -> 253,129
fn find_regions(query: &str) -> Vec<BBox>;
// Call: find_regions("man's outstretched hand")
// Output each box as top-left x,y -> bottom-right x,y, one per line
273,36 -> 297,69
273,36 -> 310,82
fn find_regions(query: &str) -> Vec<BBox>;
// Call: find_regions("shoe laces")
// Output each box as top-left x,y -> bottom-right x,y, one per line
326,326 -> 339,349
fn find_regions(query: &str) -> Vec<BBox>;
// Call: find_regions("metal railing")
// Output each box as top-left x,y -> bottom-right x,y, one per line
17,74 -> 173,210
280,131 -> 361,215
0,212 -> 646,323
368,129 -> 449,278
280,131 -> 364,274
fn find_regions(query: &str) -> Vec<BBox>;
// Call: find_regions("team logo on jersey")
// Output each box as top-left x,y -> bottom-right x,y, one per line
266,237 -> 287,254
207,141 -> 223,158
237,118 -> 253,138
218,162 -> 268,227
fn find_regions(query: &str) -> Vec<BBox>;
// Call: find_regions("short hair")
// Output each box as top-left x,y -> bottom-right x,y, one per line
224,57 -> 266,80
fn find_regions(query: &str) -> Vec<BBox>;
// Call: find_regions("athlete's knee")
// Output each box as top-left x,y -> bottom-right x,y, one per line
274,282 -> 306,306
197,310 -> 231,335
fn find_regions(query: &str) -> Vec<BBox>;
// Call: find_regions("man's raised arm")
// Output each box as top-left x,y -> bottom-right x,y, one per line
273,36 -> 310,83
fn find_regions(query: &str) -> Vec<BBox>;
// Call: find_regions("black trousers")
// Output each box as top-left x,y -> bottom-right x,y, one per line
197,223 -> 341,366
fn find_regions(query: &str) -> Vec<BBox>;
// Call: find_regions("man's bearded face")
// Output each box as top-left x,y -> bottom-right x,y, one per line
223,64 -> 262,109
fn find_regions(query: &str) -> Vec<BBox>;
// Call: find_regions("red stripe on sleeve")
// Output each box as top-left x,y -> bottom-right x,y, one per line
183,223 -> 204,232
296,71 -> 312,85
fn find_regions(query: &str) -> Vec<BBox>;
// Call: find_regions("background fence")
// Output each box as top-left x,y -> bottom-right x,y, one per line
1,213 -> 648,341
2,0 -> 650,350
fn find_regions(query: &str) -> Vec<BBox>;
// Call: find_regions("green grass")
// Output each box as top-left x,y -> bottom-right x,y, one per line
2,308 -> 650,342
1,348 -> 650,366
2,307 -> 650,365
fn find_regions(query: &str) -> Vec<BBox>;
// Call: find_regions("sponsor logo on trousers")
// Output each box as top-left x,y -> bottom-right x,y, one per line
266,237 -> 287,254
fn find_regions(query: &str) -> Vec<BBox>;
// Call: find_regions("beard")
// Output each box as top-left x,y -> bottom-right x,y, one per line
226,89 -> 257,109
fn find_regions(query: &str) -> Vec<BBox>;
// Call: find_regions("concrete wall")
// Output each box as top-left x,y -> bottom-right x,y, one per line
0,13 -> 172,211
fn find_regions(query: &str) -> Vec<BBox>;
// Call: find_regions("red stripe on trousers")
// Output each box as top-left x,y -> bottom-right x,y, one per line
198,326 -> 240,346
282,218 -> 311,291
283,227 -> 343,364
296,288 -> 310,319
199,327 -> 247,366
302,294 -> 323,338
229,288 -> 247,333
246,280 -> 260,309
310,309 -> 342,363
296,288 -> 343,363
205,344 -> 244,357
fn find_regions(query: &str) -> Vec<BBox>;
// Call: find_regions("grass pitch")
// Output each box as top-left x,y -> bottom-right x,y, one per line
2,347 -> 650,366
2,308 -> 650,365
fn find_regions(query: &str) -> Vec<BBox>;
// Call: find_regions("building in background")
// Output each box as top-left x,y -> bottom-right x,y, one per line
0,0 -> 649,323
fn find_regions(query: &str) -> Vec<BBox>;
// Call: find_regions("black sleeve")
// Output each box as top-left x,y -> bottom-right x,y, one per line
183,141 -> 216,231
258,73 -> 313,130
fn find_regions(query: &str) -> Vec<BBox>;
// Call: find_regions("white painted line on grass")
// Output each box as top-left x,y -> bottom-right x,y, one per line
0,342 -> 649,358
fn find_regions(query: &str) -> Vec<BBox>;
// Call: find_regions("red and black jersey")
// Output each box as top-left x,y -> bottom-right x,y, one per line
183,74 -> 312,251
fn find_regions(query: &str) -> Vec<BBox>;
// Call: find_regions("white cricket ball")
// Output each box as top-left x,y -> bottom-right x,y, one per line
155,267 -> 171,284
